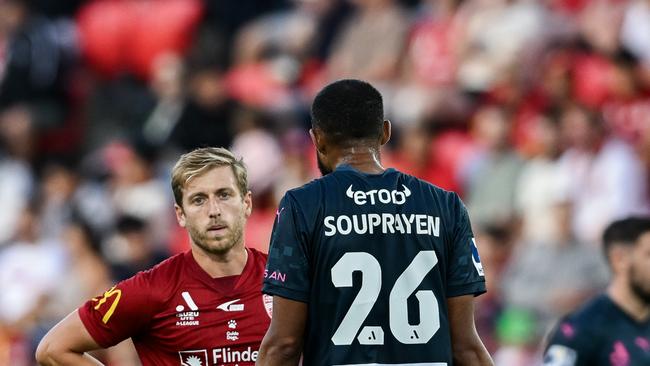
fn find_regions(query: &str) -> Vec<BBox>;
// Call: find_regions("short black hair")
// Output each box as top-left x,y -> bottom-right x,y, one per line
311,79 -> 384,145
603,216 -> 650,257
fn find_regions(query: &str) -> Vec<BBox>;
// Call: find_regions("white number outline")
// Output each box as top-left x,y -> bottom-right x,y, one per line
330,251 -> 440,345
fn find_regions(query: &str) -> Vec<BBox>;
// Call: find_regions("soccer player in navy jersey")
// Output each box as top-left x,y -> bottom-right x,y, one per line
543,217 -> 650,366
36,147 -> 271,366
257,79 -> 493,366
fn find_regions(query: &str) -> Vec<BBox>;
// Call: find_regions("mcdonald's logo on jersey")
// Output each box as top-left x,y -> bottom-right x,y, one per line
92,286 -> 122,324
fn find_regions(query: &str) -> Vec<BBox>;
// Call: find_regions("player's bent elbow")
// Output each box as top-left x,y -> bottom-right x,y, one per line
260,335 -> 302,363
452,344 -> 494,366
35,335 -> 59,365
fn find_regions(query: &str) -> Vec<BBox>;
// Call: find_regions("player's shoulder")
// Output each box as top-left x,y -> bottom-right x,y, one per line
553,294 -> 611,338
128,252 -> 185,293
284,176 -> 324,200
406,170 -> 459,198
566,294 -> 611,323
248,247 -> 268,265
395,169 -> 463,210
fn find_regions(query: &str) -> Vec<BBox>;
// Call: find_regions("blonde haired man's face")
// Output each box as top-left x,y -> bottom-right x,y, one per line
175,166 -> 252,256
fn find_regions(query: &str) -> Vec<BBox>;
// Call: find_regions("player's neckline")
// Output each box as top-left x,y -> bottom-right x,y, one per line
335,164 -> 395,176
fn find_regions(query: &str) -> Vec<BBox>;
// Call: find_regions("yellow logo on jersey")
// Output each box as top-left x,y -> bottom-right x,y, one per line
92,286 -> 122,324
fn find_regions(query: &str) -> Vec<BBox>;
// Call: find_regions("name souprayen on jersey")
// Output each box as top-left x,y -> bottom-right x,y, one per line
543,294 -> 650,366
79,248 -> 271,366
263,165 -> 486,366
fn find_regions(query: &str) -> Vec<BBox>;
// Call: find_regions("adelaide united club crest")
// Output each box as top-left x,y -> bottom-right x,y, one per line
262,294 -> 273,319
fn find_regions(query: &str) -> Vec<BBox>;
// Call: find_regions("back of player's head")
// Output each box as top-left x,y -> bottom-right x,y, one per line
603,216 -> 650,259
171,147 -> 248,206
311,79 -> 384,146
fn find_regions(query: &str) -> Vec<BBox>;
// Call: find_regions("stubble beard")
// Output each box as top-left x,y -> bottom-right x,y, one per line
189,215 -> 246,257
629,265 -> 650,305
317,152 -> 332,176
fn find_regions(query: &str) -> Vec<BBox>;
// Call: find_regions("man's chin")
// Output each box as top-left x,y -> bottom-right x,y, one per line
195,240 -> 234,256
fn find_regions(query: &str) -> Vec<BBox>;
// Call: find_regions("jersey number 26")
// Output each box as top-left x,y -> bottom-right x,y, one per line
331,251 -> 440,346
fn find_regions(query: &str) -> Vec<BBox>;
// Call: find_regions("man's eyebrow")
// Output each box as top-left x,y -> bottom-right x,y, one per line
187,191 -> 207,200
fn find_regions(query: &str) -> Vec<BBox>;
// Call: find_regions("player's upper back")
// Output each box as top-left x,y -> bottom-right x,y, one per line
264,164 -> 486,365
282,165 -> 478,276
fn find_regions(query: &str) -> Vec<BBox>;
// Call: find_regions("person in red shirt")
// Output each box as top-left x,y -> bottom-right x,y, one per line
36,147 -> 271,366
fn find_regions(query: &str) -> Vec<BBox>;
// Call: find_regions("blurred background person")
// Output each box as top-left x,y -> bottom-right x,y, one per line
542,216 -> 650,366
0,0 -> 648,364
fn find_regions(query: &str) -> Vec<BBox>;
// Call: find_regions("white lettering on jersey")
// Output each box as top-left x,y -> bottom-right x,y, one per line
324,214 -> 440,237
176,291 -> 200,326
346,185 -> 411,205
213,346 -> 259,363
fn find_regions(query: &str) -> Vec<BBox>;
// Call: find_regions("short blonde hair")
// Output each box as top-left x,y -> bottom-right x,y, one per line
171,147 -> 248,207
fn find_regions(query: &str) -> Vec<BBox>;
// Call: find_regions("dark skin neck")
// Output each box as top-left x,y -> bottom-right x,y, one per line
330,145 -> 385,174
311,120 -> 392,175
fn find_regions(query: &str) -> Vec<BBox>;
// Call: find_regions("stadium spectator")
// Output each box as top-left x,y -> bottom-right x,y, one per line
0,203 -> 66,365
0,105 -> 34,245
327,0 -> 409,83
463,104 -> 523,228
514,113 -> 564,244
556,103 -> 647,245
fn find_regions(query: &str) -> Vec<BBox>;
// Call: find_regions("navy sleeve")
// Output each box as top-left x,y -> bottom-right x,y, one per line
262,193 -> 311,303
446,193 -> 487,297
542,319 -> 596,366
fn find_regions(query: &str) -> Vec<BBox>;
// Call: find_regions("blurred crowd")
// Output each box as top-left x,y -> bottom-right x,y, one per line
1,0 -> 650,364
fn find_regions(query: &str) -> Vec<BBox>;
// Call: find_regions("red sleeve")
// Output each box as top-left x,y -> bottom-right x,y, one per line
78,271 -> 154,348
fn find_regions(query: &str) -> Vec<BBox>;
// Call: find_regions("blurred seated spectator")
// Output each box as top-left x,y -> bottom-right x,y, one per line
387,123 -> 472,194
602,50 -> 650,151
327,0 -> 409,83
391,0 -> 463,125
620,0 -> 650,68
0,203 -> 66,364
515,112 -> 564,244
502,198 -> 609,333
103,215 -> 168,282
0,106 -> 34,245
556,103 -> 648,245
456,0 -> 546,92
463,104 -> 523,227
168,66 -> 237,151
103,141 -> 173,249
0,0 -> 77,129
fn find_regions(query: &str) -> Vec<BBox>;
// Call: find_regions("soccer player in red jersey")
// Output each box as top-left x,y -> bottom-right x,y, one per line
36,147 -> 271,366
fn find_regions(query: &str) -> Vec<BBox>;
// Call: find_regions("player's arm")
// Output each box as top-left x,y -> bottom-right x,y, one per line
542,319 -> 593,366
447,295 -> 494,366
256,296 -> 307,366
35,310 -> 104,366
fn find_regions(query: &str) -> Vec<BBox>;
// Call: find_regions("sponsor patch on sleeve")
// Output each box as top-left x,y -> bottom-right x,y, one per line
543,345 -> 578,366
470,238 -> 484,276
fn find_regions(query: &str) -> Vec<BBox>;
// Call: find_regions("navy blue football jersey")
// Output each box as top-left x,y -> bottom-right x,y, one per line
543,294 -> 650,366
263,165 -> 486,366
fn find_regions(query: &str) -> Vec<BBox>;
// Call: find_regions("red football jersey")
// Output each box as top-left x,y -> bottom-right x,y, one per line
79,248 -> 271,366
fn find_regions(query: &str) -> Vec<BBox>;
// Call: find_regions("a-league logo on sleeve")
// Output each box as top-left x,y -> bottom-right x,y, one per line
470,238 -> 484,276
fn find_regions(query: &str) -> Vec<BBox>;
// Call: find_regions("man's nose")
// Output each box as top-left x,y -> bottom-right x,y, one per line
208,198 -> 221,217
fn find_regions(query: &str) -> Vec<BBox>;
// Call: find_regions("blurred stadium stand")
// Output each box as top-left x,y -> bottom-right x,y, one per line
1,0 -> 650,364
